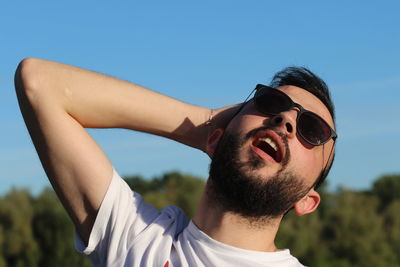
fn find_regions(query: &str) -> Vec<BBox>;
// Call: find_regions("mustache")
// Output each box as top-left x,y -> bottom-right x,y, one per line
244,126 -> 291,167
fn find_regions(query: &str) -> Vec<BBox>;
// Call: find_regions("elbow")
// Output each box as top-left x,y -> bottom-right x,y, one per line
15,58 -> 38,98
15,57 -> 48,104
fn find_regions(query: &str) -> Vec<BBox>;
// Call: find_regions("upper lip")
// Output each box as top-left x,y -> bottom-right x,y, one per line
251,129 -> 285,163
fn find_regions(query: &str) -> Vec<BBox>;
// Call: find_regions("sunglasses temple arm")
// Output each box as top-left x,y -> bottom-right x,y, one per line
230,88 -> 257,119
314,141 -> 336,189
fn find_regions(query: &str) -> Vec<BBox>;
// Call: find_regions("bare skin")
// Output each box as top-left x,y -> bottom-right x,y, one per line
15,58 -> 335,251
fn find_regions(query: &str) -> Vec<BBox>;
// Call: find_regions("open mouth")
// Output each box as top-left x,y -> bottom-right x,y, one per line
252,132 -> 283,163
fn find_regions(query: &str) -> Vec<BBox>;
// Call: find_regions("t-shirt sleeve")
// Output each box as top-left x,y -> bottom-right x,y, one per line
74,168 -> 160,264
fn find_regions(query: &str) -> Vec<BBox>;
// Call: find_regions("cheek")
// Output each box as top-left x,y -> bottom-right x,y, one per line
291,146 -> 323,183
225,114 -> 261,134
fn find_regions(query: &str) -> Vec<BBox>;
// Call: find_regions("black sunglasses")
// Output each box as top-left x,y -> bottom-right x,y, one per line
253,84 -> 337,146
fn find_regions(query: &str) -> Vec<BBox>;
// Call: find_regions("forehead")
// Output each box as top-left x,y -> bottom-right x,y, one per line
277,85 -> 335,129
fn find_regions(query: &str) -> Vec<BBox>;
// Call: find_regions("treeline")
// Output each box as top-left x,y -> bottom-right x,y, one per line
0,172 -> 398,266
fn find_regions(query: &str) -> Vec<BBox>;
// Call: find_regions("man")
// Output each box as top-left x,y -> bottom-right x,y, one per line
15,58 -> 336,266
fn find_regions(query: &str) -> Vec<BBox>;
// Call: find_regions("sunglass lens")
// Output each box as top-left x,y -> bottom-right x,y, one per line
298,112 -> 331,145
255,88 -> 292,114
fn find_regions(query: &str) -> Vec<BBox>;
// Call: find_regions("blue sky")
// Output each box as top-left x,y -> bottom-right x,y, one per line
1,1 -> 399,194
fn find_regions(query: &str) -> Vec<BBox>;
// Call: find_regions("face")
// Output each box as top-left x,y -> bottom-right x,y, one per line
208,85 -> 335,220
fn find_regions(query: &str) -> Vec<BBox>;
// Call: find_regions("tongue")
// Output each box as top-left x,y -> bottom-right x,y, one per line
257,141 -> 277,161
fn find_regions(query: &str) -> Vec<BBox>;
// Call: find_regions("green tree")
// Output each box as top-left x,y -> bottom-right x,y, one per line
124,174 -> 163,195
0,190 -> 39,267
124,172 -> 205,218
322,190 -> 397,267
371,174 -> 400,209
32,188 -> 91,267
277,211 -> 328,265
0,226 -> 6,267
383,200 -> 400,263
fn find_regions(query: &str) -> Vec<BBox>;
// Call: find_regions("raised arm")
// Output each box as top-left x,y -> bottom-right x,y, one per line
14,58 -> 237,244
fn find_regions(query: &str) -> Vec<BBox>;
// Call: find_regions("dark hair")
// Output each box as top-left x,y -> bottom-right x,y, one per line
269,66 -> 336,189
270,67 -> 335,123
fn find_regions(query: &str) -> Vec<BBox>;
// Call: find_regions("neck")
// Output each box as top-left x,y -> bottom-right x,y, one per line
192,179 -> 282,252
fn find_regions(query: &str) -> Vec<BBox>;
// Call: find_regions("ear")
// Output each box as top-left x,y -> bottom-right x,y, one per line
205,129 -> 224,157
293,189 -> 320,216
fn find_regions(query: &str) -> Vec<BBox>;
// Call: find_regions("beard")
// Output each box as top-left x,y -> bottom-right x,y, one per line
208,127 -> 310,224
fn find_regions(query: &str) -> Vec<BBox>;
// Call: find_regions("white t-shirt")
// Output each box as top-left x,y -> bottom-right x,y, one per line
75,169 -> 305,267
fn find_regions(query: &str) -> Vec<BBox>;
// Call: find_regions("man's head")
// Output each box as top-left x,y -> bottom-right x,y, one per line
206,67 -> 336,223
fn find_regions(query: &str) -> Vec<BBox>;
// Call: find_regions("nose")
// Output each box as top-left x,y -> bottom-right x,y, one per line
268,110 -> 297,139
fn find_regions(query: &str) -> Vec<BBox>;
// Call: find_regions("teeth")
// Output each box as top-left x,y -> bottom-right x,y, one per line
260,137 -> 278,151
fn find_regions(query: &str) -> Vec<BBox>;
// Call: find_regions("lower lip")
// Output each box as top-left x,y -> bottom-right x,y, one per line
251,144 -> 277,163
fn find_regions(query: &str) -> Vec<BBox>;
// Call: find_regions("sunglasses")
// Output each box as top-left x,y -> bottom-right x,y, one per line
253,84 -> 337,146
